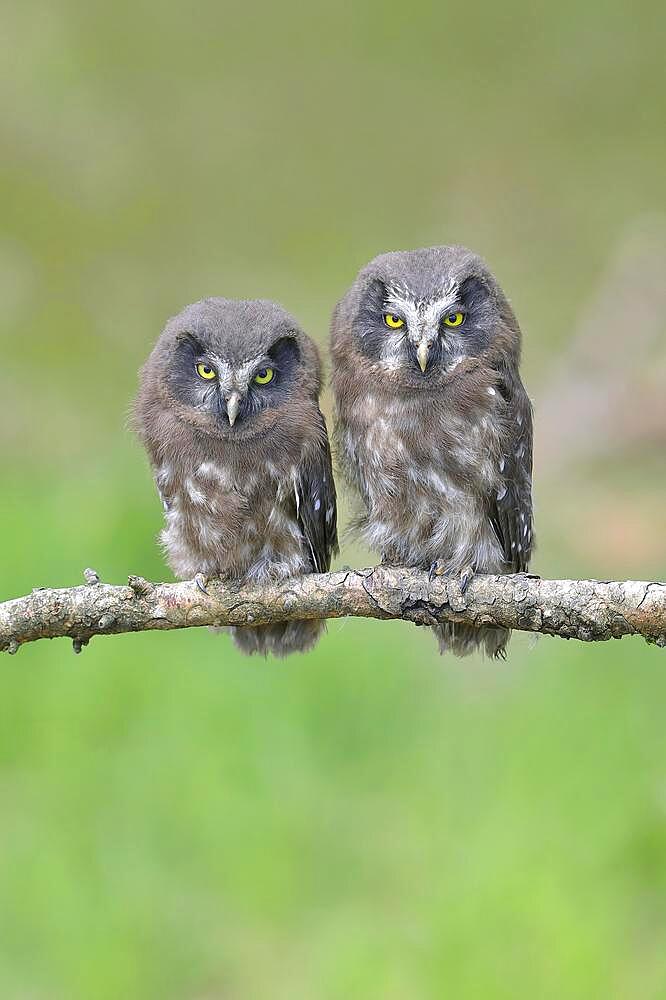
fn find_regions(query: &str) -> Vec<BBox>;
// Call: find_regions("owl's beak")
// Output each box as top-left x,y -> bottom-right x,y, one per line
416,341 -> 430,373
225,391 -> 241,427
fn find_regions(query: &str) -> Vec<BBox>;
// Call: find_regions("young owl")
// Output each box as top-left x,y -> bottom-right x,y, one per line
134,297 -> 338,657
330,246 -> 533,658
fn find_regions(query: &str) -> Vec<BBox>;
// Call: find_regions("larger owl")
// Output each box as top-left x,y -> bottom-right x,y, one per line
134,297 -> 337,657
330,246 -> 533,658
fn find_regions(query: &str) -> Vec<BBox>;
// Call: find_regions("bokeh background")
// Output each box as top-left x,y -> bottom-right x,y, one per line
2,1 -> 666,996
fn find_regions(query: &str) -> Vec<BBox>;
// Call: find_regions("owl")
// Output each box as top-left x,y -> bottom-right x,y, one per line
330,246 -> 533,658
134,297 -> 338,657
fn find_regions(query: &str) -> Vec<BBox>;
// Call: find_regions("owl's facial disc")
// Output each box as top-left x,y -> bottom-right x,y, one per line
168,334 -> 300,433
355,275 -> 495,382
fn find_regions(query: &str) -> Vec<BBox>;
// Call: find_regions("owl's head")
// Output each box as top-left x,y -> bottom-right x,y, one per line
141,298 -> 320,438
338,245 -> 521,387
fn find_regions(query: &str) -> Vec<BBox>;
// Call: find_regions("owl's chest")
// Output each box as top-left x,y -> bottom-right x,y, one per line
159,460 -> 304,580
347,392 -> 500,505
344,391 -> 504,569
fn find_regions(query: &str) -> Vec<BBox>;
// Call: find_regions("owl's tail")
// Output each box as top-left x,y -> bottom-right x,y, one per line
433,622 -> 510,659
228,620 -> 326,658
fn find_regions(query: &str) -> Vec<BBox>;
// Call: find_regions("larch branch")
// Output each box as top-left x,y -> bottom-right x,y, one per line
1,568 -> 665,654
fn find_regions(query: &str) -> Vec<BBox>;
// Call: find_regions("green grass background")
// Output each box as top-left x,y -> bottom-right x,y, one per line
1,1 -> 666,996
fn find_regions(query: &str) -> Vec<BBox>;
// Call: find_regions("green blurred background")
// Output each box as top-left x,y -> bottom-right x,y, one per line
2,1 -> 666,996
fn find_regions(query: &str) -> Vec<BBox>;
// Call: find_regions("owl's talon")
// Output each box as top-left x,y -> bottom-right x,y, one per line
459,566 -> 475,595
194,573 -> 210,596
429,560 -> 447,582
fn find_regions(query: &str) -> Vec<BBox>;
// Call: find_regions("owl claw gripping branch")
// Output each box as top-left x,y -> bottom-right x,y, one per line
330,245 -> 534,659
134,298 -> 338,657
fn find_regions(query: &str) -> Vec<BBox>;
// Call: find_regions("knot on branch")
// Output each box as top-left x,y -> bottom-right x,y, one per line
128,575 -> 154,598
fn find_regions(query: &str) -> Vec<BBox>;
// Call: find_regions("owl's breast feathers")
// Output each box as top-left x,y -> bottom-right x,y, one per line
140,397 -> 336,584
333,352 -> 532,574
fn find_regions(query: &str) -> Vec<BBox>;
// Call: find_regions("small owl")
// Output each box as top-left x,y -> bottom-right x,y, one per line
134,297 -> 338,657
330,246 -> 533,658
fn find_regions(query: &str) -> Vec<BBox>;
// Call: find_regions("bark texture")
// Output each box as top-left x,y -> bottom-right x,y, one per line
1,568 -> 665,654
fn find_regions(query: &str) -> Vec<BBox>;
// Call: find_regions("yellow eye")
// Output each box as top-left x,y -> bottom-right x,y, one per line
196,362 -> 217,380
254,367 -> 274,385
443,312 -> 465,328
383,313 -> 405,329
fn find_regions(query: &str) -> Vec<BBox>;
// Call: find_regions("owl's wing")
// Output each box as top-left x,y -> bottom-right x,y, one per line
294,414 -> 338,574
489,382 -> 534,573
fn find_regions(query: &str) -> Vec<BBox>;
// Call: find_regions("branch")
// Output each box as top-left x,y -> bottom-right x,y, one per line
1,568 -> 665,654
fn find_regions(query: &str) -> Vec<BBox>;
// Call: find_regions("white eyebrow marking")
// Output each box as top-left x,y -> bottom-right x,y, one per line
236,359 -> 261,384
210,358 -> 233,380
383,280 -> 461,338
207,356 -> 266,392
